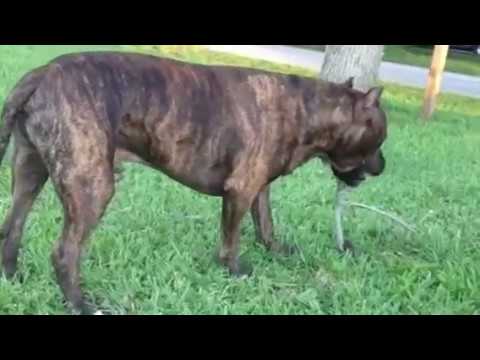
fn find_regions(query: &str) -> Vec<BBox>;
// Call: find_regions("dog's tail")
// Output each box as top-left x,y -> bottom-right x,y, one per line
0,65 -> 47,167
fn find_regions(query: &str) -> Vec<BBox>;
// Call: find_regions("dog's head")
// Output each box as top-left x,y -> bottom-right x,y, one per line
321,79 -> 388,187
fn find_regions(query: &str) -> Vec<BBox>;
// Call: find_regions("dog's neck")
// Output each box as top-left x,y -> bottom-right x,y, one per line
278,76 -> 353,175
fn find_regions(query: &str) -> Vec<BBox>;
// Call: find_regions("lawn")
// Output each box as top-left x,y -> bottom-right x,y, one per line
0,45 -> 480,315
384,45 -> 480,77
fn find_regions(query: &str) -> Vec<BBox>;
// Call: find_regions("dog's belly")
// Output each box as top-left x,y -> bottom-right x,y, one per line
116,111 -> 243,196
115,145 -> 231,197
155,156 -> 230,196
166,167 -> 229,196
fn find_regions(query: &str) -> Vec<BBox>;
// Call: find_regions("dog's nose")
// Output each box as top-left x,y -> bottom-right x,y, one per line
365,152 -> 386,177
373,156 -> 386,176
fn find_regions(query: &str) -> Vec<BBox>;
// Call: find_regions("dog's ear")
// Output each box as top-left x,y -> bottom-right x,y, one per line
343,77 -> 354,89
363,87 -> 384,108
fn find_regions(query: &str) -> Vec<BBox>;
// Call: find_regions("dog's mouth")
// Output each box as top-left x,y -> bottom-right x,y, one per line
345,175 -> 366,188
328,158 -> 366,187
333,168 -> 366,188
329,161 -> 357,174
319,155 -> 373,188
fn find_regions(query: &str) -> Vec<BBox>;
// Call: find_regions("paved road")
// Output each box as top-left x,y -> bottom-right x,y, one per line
204,45 -> 480,98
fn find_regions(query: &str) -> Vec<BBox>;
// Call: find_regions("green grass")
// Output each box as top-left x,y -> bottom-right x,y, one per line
1,45 -> 480,315
384,45 -> 480,77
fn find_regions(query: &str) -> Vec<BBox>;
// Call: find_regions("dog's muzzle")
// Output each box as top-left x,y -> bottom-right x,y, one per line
331,151 -> 386,188
332,166 -> 366,188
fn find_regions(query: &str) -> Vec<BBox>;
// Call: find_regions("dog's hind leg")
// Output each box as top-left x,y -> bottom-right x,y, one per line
48,150 -> 115,315
29,108 -> 117,314
1,129 -> 48,279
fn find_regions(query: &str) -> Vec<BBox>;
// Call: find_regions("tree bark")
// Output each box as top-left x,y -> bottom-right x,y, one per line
320,45 -> 385,91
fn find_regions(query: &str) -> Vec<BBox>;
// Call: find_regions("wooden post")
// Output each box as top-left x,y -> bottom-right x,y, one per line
422,45 -> 450,120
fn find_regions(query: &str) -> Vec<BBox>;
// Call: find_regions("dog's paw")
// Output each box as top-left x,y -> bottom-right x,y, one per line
68,296 -> 109,316
75,306 -> 110,316
0,266 -> 22,283
338,239 -> 357,257
269,242 -> 299,257
229,258 -> 253,279
214,252 -> 253,279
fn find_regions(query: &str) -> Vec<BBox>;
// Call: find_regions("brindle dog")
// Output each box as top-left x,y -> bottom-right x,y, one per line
0,52 -> 387,314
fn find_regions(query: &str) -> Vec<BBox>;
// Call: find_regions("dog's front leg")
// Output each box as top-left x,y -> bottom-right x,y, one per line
251,186 -> 298,256
217,191 -> 254,277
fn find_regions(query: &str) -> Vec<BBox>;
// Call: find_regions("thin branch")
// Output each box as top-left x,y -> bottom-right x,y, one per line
348,202 -> 417,233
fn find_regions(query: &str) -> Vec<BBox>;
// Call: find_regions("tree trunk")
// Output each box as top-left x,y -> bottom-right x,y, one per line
320,45 -> 385,91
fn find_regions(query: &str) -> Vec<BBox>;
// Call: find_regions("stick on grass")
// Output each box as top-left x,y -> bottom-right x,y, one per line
334,182 -> 416,251
348,202 -> 416,233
